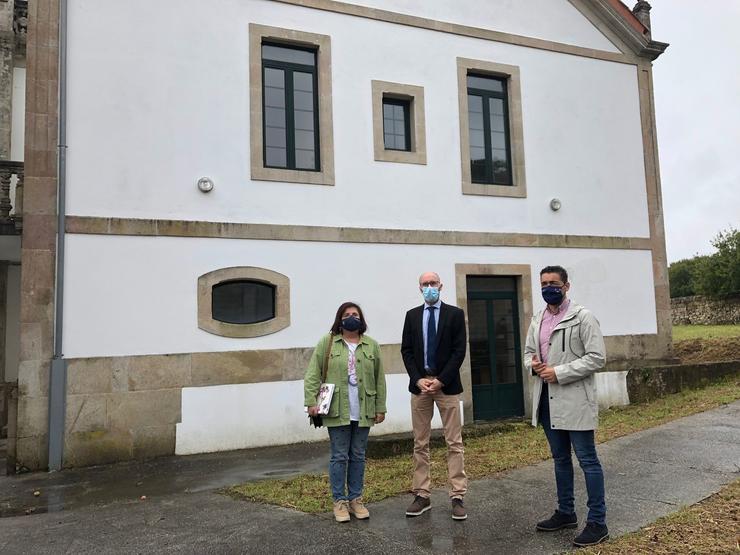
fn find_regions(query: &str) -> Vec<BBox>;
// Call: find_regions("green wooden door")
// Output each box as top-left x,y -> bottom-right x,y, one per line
467,278 -> 524,420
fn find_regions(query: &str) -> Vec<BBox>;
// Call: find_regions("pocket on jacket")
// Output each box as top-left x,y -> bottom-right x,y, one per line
364,389 -> 377,418
569,325 -> 586,358
581,381 -> 594,405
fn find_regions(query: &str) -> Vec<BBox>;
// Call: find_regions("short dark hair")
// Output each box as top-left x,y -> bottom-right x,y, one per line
540,265 -> 569,283
330,302 -> 368,335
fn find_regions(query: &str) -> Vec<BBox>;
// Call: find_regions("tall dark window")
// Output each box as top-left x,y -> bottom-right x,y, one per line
467,74 -> 512,185
212,280 -> 276,324
262,43 -> 319,171
382,98 -> 411,151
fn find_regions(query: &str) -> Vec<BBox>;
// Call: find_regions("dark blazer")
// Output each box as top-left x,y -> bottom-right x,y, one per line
401,302 -> 467,395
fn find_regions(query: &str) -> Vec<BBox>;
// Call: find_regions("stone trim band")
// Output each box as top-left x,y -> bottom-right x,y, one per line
66,216 -> 653,251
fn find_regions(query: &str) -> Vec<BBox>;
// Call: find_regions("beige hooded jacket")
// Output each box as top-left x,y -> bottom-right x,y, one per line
524,302 -> 606,430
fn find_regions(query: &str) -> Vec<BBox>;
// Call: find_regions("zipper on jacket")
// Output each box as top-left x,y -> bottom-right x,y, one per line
562,329 -> 566,352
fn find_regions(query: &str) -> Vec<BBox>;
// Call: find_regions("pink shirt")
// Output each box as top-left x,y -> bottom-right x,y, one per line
538,299 -> 571,364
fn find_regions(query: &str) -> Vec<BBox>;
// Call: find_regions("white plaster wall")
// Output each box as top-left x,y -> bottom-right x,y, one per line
10,67 -> 25,161
177,370 -> 622,454
595,370 -> 629,409
63,234 -> 656,358
175,374 -> 460,454
348,0 -> 621,52
64,0 -> 649,238
4,265 -> 20,381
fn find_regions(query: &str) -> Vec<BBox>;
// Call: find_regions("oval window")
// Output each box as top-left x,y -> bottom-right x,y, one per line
212,280 -> 276,324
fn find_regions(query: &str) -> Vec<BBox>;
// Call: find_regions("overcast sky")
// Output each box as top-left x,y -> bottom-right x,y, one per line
649,1 -> 740,262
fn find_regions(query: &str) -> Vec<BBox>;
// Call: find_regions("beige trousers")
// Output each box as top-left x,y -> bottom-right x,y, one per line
410,390 -> 467,499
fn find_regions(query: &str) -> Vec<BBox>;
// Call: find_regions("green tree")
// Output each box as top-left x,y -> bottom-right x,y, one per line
692,227 -> 740,298
668,258 -> 698,297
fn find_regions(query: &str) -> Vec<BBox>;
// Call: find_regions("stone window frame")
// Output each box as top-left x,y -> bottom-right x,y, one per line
249,23 -> 335,186
371,80 -> 427,165
198,267 -> 290,338
457,58 -> 526,198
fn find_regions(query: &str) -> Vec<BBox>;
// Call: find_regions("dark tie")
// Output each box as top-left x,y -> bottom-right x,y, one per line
427,306 -> 437,370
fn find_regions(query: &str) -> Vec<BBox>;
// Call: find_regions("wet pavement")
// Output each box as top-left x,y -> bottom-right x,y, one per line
0,401 -> 737,554
0,440 -> 329,517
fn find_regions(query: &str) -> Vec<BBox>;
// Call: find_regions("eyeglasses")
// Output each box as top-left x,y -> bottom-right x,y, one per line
540,281 -> 565,288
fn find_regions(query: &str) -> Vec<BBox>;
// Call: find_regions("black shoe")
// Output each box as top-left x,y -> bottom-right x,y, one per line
405,495 -> 431,517
573,521 -> 609,547
536,510 -> 578,531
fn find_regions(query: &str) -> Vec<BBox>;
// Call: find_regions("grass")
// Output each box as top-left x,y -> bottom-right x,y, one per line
579,478 -> 740,554
227,376 -> 740,513
673,324 -> 740,342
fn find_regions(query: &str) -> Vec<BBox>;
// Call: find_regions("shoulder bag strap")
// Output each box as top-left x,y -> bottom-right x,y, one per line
322,333 -> 334,383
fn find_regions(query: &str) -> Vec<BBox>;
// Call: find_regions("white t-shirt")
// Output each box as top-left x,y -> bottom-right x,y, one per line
344,341 -> 360,422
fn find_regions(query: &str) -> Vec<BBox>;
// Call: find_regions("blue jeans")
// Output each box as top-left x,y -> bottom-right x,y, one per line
327,421 -> 370,501
539,384 -> 607,525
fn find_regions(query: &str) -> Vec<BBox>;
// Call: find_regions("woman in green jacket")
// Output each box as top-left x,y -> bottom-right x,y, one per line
304,301 -> 387,522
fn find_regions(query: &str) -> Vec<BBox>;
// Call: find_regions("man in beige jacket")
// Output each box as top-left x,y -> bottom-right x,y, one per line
524,265 -> 608,548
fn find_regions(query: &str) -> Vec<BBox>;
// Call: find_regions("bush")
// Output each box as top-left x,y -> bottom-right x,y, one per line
693,227 -> 740,298
669,258 -> 698,297
669,227 -> 740,299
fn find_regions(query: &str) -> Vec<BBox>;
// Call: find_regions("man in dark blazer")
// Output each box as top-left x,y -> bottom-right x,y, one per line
401,271 -> 468,520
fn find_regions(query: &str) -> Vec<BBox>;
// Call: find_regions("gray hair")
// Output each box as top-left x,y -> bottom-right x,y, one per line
418,271 -> 441,284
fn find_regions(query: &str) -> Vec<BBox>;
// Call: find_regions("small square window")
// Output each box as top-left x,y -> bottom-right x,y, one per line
382,98 -> 411,151
371,81 -> 426,165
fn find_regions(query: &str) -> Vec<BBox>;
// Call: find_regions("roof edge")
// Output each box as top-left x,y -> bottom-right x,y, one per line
587,0 -> 668,61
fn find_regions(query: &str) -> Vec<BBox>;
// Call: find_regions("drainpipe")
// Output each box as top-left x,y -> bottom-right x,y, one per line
48,0 -> 68,472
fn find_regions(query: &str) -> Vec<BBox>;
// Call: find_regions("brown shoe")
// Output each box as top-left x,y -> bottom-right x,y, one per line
333,500 -> 350,522
406,495 -> 431,517
349,497 -> 370,519
451,498 -> 467,520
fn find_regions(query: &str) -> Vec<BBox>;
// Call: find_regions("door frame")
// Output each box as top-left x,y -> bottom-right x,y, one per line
454,264 -> 533,424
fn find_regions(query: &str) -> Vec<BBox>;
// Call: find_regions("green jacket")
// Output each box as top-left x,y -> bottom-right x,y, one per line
304,333 -> 387,428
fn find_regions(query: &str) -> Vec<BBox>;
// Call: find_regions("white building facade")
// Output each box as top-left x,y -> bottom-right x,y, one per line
11,0 -> 671,469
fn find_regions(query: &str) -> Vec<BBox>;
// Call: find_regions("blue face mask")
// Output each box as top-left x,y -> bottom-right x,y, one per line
422,286 -> 440,304
341,316 -> 362,332
542,286 -> 564,306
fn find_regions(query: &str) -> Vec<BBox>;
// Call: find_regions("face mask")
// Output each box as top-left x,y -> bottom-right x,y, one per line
541,286 -> 564,306
422,286 -> 440,304
341,316 -> 362,332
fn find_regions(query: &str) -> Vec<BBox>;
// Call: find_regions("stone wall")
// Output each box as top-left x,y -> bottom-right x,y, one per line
52,339 -> 667,469
627,361 -> 739,404
0,0 -> 15,158
15,0 -> 59,471
671,295 -> 740,326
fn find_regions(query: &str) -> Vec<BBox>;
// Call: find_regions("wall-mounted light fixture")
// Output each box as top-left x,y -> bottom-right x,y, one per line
549,198 -> 562,211
197,177 -> 214,193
